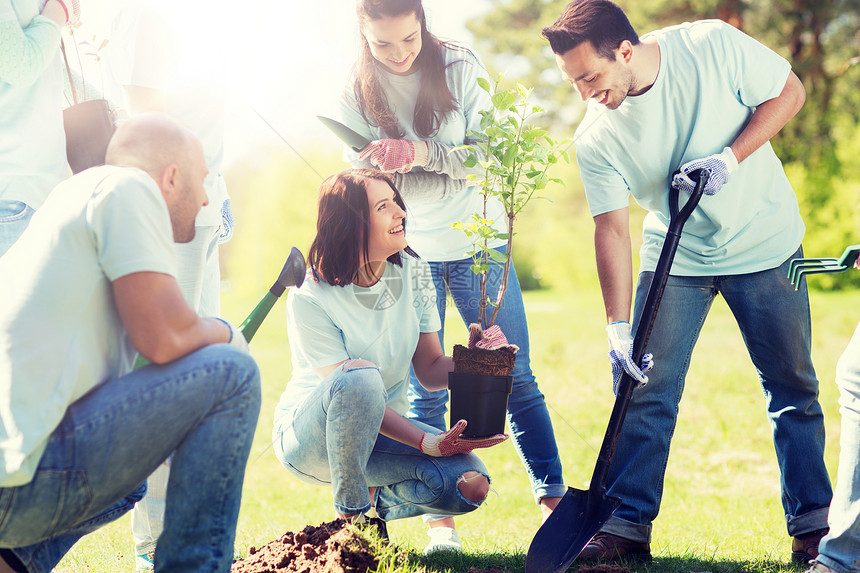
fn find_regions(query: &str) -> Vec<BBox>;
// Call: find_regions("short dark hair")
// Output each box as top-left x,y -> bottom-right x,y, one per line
308,168 -> 418,287
542,0 -> 640,60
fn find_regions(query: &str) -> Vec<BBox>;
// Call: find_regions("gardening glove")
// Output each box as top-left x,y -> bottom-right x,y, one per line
51,0 -> 80,26
467,323 -> 519,352
359,139 -> 428,173
672,147 -> 738,196
606,321 -> 653,396
215,318 -> 249,352
419,419 -> 508,457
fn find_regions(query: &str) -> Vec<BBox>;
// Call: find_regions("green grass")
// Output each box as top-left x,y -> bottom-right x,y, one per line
55,285 -> 857,573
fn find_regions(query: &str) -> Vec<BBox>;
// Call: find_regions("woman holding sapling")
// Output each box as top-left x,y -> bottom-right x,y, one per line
273,169 -> 505,536
338,0 -> 565,552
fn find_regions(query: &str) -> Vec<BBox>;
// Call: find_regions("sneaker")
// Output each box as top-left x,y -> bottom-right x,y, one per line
805,561 -> 837,573
135,551 -> 155,571
793,528 -> 829,563
578,532 -> 652,562
423,526 -> 462,555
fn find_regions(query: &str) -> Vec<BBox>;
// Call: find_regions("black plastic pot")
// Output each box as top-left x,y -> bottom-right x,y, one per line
448,372 -> 513,438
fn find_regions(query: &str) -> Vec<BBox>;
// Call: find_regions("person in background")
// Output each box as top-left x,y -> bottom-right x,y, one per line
0,114 -> 260,573
543,0 -> 831,562
0,0 -> 75,256
805,258 -> 860,573
339,0 -> 565,553
273,169 -> 506,538
104,2 -> 236,568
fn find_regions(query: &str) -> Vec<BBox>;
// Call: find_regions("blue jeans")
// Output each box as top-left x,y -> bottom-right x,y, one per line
602,247 -> 832,543
273,362 -> 489,521
818,323 -> 860,573
407,246 -> 565,503
0,200 -> 35,258
0,345 -> 261,573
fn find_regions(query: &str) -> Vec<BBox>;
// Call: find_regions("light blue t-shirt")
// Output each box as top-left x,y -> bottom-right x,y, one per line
340,44 -> 507,262
575,20 -> 804,276
277,256 -> 441,419
0,0 -> 68,209
0,166 -> 176,486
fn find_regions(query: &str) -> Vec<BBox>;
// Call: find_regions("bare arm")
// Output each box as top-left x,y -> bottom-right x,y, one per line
113,271 -> 230,364
594,208 -> 633,323
730,71 -> 805,163
411,331 -> 453,392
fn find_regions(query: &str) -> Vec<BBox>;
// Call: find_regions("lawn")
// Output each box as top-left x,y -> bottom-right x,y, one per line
55,284 -> 857,573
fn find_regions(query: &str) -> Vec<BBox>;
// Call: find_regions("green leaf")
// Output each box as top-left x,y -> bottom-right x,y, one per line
464,155 -> 477,168
492,91 -> 516,110
477,77 -> 491,93
488,249 -> 509,264
502,146 -> 518,167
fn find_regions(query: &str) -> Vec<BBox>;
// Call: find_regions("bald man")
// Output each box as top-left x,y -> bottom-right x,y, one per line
0,114 -> 261,573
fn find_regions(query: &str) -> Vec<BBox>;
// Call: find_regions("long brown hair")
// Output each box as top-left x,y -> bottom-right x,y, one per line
308,169 -> 418,287
353,0 -> 459,139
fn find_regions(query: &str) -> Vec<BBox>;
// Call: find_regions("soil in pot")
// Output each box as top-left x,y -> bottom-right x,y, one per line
231,519 -> 377,573
452,344 -> 516,376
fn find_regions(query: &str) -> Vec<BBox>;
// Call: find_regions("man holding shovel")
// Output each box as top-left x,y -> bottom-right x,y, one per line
0,114 -> 260,573
542,0 -> 831,562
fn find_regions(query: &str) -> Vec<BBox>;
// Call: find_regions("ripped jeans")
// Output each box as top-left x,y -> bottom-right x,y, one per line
272,362 -> 490,521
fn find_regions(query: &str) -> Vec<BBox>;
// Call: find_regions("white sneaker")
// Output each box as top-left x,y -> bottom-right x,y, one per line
134,552 -> 154,571
423,526 -> 462,555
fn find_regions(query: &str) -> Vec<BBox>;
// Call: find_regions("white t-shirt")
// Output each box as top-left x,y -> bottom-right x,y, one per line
575,20 -> 804,276
277,255 -> 441,420
340,44 -> 506,262
106,0 -> 228,228
0,0 -> 68,209
0,166 -> 177,486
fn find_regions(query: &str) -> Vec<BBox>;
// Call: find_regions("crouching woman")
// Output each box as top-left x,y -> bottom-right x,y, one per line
273,168 -> 506,526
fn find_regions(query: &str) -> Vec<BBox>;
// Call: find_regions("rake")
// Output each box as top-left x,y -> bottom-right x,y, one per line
788,244 -> 860,290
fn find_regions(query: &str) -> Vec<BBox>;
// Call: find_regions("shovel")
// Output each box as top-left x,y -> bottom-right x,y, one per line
238,245 -> 306,340
133,246 -> 306,369
317,116 -> 372,153
525,169 -> 709,573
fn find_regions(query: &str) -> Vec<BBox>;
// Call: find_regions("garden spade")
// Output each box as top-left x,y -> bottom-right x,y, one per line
133,246 -> 306,369
525,169 -> 709,573
317,116 -> 372,153
238,246 -> 306,340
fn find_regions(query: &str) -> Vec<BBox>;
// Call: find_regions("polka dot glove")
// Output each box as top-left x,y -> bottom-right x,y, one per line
672,146 -> 738,196
359,139 -> 427,174
606,321 -> 653,396
53,0 -> 80,26
419,419 -> 508,457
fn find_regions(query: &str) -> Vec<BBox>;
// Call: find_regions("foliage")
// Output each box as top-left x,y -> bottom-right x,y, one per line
452,76 -> 570,327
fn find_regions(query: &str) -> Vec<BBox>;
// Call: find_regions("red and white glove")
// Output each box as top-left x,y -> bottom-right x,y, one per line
419,419 -> 508,457
359,139 -> 427,173
52,0 -> 80,26
467,323 -> 519,352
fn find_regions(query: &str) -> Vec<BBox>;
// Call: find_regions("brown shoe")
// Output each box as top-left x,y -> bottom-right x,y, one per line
792,528 -> 829,563
578,532 -> 652,562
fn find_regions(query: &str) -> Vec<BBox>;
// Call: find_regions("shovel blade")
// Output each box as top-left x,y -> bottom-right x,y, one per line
525,487 -> 622,573
273,246 -> 306,296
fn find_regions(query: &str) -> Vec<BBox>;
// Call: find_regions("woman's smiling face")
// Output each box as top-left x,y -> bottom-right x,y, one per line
365,179 -> 407,262
361,12 -> 423,76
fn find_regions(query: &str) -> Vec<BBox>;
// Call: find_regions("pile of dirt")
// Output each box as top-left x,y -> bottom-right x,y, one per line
231,519 -> 377,573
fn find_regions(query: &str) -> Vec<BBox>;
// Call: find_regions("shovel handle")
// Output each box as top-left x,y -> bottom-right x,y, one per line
590,169 -> 709,493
